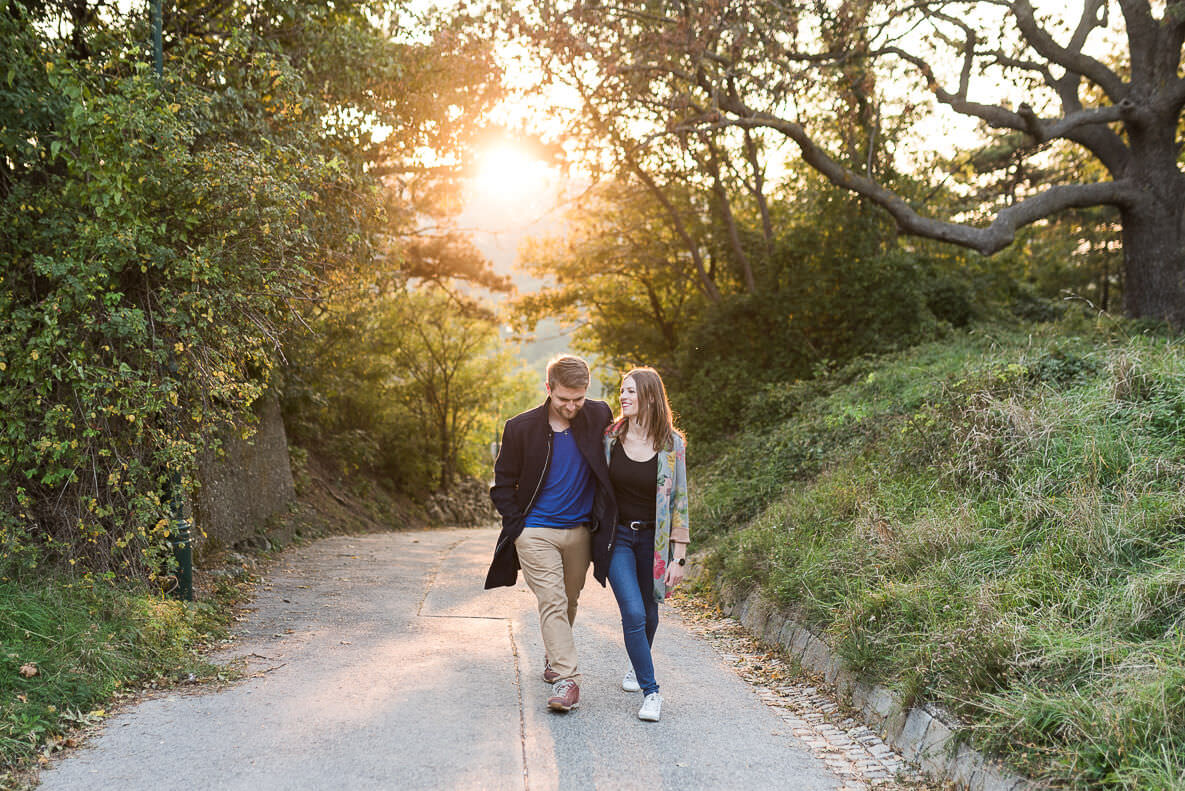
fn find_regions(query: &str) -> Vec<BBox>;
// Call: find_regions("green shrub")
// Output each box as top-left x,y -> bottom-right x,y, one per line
0,12 -> 378,575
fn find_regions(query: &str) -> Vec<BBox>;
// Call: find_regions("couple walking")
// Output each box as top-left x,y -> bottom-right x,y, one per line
484,355 -> 689,722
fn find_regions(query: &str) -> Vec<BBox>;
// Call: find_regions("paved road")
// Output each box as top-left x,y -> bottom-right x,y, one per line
38,527 -> 841,791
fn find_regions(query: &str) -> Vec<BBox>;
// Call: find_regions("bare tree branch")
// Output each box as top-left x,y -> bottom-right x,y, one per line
1164,77 -> 1185,117
1155,1 -> 1185,112
926,10 -> 978,99
741,126 -> 775,256
576,78 -> 723,304
1009,0 -> 1127,101
880,45 -> 1130,174
1119,0 -> 1157,86
700,134 -> 755,293
1069,0 -> 1109,53
988,51 -> 1056,84
881,45 -> 1025,128
712,99 -> 1136,255
1030,104 -> 1128,141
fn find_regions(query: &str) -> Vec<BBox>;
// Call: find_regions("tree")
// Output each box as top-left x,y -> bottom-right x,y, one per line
375,289 -> 529,490
523,1 -> 1185,324
0,0 -> 503,572
515,179 -> 704,372
283,287 -> 531,492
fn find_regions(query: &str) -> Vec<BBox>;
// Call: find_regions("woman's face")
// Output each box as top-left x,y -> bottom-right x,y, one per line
620,376 -> 640,419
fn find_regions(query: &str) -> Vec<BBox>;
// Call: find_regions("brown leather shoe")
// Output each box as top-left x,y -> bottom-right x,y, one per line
542,658 -> 560,684
547,679 -> 580,711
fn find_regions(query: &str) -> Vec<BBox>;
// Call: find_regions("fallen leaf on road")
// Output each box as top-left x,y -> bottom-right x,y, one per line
19,663 -> 38,678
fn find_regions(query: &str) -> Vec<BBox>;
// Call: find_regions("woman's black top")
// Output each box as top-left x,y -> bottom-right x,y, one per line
609,440 -> 657,524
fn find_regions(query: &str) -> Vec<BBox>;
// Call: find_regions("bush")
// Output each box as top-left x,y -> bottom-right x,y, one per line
0,0 -> 496,572
670,186 -> 969,442
0,44 -> 328,574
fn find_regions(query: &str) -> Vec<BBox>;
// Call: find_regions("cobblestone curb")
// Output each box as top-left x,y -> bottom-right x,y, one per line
670,593 -> 941,790
710,577 -> 1041,791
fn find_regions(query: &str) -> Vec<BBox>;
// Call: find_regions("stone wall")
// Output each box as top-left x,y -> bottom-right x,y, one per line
705,574 -> 1038,791
425,477 -> 498,526
194,392 -> 296,556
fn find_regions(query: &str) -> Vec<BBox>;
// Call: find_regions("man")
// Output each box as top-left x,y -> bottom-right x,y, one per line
485,355 -> 616,712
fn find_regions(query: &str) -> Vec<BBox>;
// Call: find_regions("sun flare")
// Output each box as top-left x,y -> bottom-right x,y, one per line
471,143 -> 553,203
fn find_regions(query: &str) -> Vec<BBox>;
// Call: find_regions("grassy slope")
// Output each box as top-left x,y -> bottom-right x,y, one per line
692,315 -> 1185,790
0,570 -> 246,787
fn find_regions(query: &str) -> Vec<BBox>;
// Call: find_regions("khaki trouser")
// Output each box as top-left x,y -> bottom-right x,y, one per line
515,526 -> 591,683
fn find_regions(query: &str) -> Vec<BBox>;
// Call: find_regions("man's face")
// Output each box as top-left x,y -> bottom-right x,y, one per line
547,382 -> 588,422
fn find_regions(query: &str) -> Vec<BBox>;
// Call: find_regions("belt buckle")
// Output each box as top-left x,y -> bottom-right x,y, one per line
628,521 -> 645,531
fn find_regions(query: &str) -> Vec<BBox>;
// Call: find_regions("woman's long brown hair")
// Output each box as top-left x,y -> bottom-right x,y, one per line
621,367 -> 682,452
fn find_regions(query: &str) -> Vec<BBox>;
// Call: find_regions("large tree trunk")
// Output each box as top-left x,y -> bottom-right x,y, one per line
1120,158 -> 1185,326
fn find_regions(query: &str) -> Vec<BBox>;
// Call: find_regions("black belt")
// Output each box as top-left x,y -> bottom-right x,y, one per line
623,521 -> 655,531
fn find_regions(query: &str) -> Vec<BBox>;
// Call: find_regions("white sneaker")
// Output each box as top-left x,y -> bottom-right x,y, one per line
638,692 -> 662,722
622,667 -> 641,693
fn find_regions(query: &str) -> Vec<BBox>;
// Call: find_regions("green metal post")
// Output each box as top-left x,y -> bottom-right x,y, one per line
167,470 -> 193,601
151,0 -> 162,77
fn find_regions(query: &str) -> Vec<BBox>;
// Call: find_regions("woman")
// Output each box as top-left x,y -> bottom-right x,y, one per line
603,366 -> 689,722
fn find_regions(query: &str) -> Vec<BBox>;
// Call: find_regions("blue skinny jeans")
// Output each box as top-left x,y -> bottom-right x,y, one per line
607,524 -> 660,696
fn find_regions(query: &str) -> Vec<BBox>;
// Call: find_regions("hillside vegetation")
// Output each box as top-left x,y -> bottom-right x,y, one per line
692,315 -> 1185,790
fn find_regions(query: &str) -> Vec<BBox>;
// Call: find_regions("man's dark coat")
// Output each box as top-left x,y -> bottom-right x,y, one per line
485,398 -> 617,589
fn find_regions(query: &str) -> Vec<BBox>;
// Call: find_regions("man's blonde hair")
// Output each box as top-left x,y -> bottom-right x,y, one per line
547,355 -> 591,390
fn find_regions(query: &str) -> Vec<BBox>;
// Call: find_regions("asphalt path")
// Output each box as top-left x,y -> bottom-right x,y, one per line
37,527 -> 841,791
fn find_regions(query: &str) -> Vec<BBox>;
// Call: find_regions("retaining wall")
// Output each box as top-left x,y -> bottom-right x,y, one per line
193,391 -> 296,556
710,579 -> 1041,791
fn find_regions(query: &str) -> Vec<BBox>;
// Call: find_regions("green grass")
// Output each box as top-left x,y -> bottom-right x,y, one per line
0,567 -> 245,786
692,315 -> 1185,789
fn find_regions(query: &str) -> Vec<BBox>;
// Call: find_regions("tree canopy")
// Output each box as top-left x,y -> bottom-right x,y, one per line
0,0 -> 513,574
513,0 -> 1183,324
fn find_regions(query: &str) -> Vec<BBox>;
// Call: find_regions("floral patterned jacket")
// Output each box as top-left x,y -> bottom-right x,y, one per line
603,418 -> 690,602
